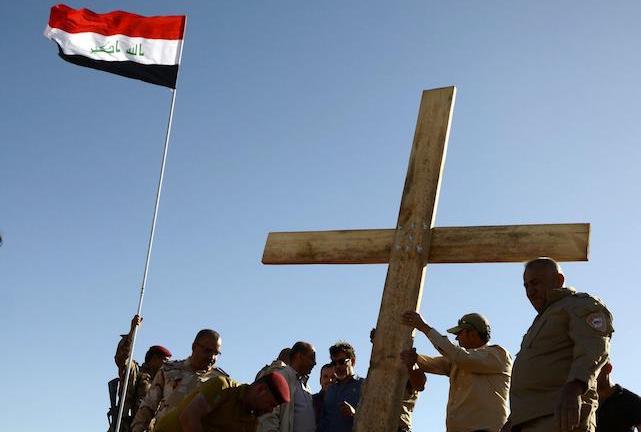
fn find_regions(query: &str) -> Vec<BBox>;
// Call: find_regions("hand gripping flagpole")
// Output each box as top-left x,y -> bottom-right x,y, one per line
113,20 -> 186,432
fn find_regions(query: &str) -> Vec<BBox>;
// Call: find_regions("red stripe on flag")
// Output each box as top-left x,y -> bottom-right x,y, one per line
48,4 -> 185,40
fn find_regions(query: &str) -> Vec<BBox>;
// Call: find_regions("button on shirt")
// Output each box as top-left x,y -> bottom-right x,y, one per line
293,377 -> 315,432
318,376 -> 364,432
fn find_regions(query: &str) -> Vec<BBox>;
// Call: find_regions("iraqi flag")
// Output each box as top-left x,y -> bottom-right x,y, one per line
44,4 -> 185,88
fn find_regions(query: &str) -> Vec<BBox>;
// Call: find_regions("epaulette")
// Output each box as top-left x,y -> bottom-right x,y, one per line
214,367 -> 230,377
572,292 -> 608,309
163,359 -> 188,372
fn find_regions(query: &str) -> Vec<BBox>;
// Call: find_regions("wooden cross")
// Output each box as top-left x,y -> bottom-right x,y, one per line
261,86 -> 589,432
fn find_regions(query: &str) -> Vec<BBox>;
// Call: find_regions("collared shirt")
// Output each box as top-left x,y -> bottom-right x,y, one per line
418,329 -> 512,432
318,375 -> 364,432
292,377 -> 315,432
510,287 -> 613,428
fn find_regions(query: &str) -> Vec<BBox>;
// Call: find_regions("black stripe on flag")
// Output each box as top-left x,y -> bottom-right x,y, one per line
57,47 -> 178,89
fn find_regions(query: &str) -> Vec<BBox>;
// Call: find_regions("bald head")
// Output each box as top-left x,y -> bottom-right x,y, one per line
289,341 -> 316,376
524,257 -> 564,275
523,257 -> 565,313
193,329 -> 220,344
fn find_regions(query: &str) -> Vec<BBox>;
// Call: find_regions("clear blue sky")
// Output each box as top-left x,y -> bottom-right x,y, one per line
2,1 -> 640,431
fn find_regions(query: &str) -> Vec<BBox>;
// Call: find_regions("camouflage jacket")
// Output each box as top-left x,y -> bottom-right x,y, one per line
131,357 -> 228,432
115,335 -> 142,420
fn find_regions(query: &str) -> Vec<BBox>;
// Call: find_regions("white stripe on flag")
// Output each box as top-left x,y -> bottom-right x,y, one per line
44,26 -> 182,66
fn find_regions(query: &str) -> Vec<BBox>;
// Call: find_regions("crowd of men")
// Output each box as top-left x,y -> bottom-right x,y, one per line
108,258 -> 641,432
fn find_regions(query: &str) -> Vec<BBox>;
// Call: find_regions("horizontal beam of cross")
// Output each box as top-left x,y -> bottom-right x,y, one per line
262,223 -> 589,264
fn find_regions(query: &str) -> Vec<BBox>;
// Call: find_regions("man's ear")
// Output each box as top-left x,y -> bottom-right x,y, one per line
557,272 -> 565,288
351,357 -> 356,367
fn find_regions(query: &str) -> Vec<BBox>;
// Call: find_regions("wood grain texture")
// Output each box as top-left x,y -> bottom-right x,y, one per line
353,87 -> 457,432
261,223 -> 589,264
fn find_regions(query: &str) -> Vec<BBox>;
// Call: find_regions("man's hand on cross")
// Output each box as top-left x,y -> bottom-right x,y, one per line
400,348 -> 418,368
402,311 -> 431,334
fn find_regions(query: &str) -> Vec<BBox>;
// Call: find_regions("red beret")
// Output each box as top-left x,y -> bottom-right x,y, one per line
148,345 -> 172,358
264,372 -> 290,404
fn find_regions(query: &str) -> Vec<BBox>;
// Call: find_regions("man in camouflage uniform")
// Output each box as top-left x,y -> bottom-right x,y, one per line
113,315 -> 172,432
131,328 -> 227,432
502,257 -> 614,432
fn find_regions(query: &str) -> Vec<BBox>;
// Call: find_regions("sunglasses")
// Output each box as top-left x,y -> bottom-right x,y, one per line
331,358 -> 351,366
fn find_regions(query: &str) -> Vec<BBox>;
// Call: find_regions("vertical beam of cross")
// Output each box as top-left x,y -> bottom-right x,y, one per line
351,86 -> 456,432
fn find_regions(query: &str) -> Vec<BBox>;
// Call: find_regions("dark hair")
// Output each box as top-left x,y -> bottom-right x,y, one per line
320,362 -> 334,372
329,341 -> 355,359
290,341 -> 312,360
193,329 -> 220,344
477,330 -> 490,344
277,348 -> 291,363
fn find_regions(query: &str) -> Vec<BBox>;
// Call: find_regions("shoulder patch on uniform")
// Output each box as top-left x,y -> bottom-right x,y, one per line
586,312 -> 608,332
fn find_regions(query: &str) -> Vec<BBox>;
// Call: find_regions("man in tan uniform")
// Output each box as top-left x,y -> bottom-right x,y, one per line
131,329 -> 227,432
502,257 -> 613,432
402,311 -> 512,432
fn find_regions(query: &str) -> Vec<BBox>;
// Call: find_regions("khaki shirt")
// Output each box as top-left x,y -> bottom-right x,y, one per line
418,329 -> 512,432
510,287 -> 613,429
132,358 -> 227,432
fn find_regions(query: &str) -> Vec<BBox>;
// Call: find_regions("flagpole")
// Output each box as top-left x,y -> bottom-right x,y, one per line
113,19 -> 186,432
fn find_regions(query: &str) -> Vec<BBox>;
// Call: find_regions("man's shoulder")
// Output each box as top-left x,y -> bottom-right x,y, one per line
561,290 -> 608,311
206,374 -> 239,388
619,386 -> 641,403
485,344 -> 512,359
164,358 -> 189,369
159,358 -> 190,378
212,366 -> 230,377
562,290 -> 614,334
351,376 -> 366,387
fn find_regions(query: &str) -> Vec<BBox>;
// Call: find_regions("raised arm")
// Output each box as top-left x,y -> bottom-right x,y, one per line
401,348 -> 451,376
115,315 -> 142,370
402,310 -> 510,374
424,328 -> 510,374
